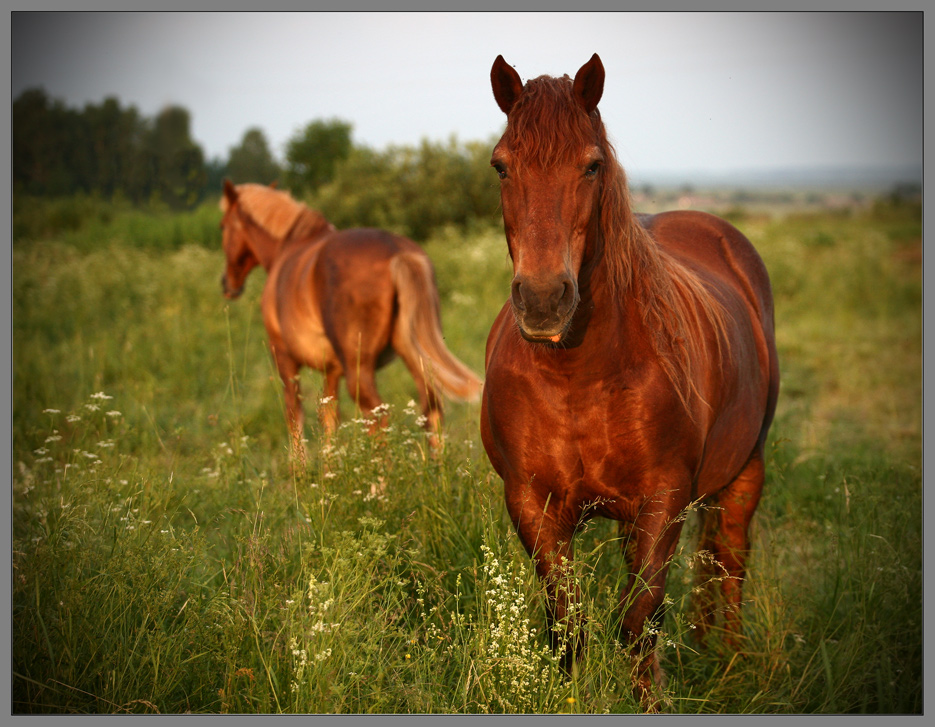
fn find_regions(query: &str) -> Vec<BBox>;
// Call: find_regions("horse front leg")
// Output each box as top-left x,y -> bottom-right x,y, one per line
271,345 -> 306,467
397,352 -> 444,451
542,540 -> 584,673
506,485 -> 582,672
618,490 -> 688,710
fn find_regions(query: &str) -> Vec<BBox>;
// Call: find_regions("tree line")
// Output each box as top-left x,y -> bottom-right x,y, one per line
13,89 -> 208,210
13,88 -> 502,240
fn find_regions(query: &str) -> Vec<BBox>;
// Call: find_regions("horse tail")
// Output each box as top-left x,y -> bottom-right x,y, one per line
390,252 -> 483,402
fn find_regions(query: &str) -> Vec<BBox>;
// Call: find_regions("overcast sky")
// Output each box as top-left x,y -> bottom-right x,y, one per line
11,11 -> 923,180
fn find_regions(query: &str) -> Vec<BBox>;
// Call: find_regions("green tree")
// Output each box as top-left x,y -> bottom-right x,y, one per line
204,157 -> 228,198
12,89 -> 209,207
284,118 -> 353,195
143,106 -> 207,209
82,96 -> 146,198
226,127 -> 281,185
311,146 -> 401,231
310,135 -> 500,241
393,136 -> 500,239
12,88 -> 87,195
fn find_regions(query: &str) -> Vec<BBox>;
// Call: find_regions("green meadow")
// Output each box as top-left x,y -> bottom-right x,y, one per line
11,193 -> 922,714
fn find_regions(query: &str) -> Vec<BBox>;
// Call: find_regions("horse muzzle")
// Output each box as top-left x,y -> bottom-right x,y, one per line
221,273 -> 244,300
510,273 -> 579,343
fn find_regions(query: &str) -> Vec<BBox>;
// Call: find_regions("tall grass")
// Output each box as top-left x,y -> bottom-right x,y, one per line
10,197 -> 922,713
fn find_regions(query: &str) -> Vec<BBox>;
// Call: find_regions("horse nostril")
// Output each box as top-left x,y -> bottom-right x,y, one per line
547,278 -> 572,309
511,278 -> 525,311
561,280 -> 573,303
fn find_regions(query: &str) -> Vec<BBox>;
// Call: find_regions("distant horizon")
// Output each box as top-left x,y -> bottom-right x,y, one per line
626,162 -> 922,190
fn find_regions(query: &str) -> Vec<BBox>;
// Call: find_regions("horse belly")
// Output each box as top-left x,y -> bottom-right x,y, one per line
693,333 -> 772,498
283,317 -> 337,373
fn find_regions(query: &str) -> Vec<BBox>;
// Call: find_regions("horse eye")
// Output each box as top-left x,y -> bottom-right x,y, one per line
585,161 -> 602,178
492,162 -> 508,180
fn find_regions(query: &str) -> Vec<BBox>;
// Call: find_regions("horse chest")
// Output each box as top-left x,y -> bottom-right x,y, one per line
483,339 -> 694,509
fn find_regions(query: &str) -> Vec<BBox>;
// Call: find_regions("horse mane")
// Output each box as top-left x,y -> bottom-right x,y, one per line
504,74 -> 731,412
220,183 -> 334,242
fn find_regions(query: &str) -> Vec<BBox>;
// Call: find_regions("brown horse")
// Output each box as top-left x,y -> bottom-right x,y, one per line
481,55 -> 780,706
220,179 -> 482,457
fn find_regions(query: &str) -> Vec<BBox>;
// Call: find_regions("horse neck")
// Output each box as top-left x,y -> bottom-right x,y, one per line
286,208 -> 334,243
578,212 -> 627,309
240,214 -> 286,271
576,213 -> 658,342
603,214 -> 728,416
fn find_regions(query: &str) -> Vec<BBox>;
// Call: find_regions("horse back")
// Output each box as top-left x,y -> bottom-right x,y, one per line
313,229 -> 426,332
263,228 -> 421,372
317,227 -> 423,273
637,210 -> 774,333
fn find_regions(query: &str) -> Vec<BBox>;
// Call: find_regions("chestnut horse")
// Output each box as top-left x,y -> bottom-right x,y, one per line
481,55 -> 779,705
220,180 -> 482,456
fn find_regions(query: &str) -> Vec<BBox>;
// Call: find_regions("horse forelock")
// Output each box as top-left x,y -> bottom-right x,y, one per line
503,74 -> 604,169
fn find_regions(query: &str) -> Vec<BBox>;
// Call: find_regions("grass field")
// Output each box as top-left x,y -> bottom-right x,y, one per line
10,194 -> 922,714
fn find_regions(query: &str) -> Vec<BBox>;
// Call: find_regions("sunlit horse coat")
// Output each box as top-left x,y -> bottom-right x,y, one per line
220,180 -> 482,456
480,54 -> 780,707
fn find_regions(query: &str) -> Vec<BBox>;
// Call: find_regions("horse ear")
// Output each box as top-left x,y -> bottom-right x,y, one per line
223,178 -> 238,205
572,53 -> 605,114
491,55 -> 524,115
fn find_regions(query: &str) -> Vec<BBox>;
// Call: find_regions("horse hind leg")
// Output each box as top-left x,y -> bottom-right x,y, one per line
394,347 -> 444,450
342,353 -> 388,434
318,364 -> 342,439
692,446 -> 765,645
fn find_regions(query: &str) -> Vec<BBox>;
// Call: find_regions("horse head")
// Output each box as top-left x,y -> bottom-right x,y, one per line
490,54 -> 606,344
219,178 -> 260,299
